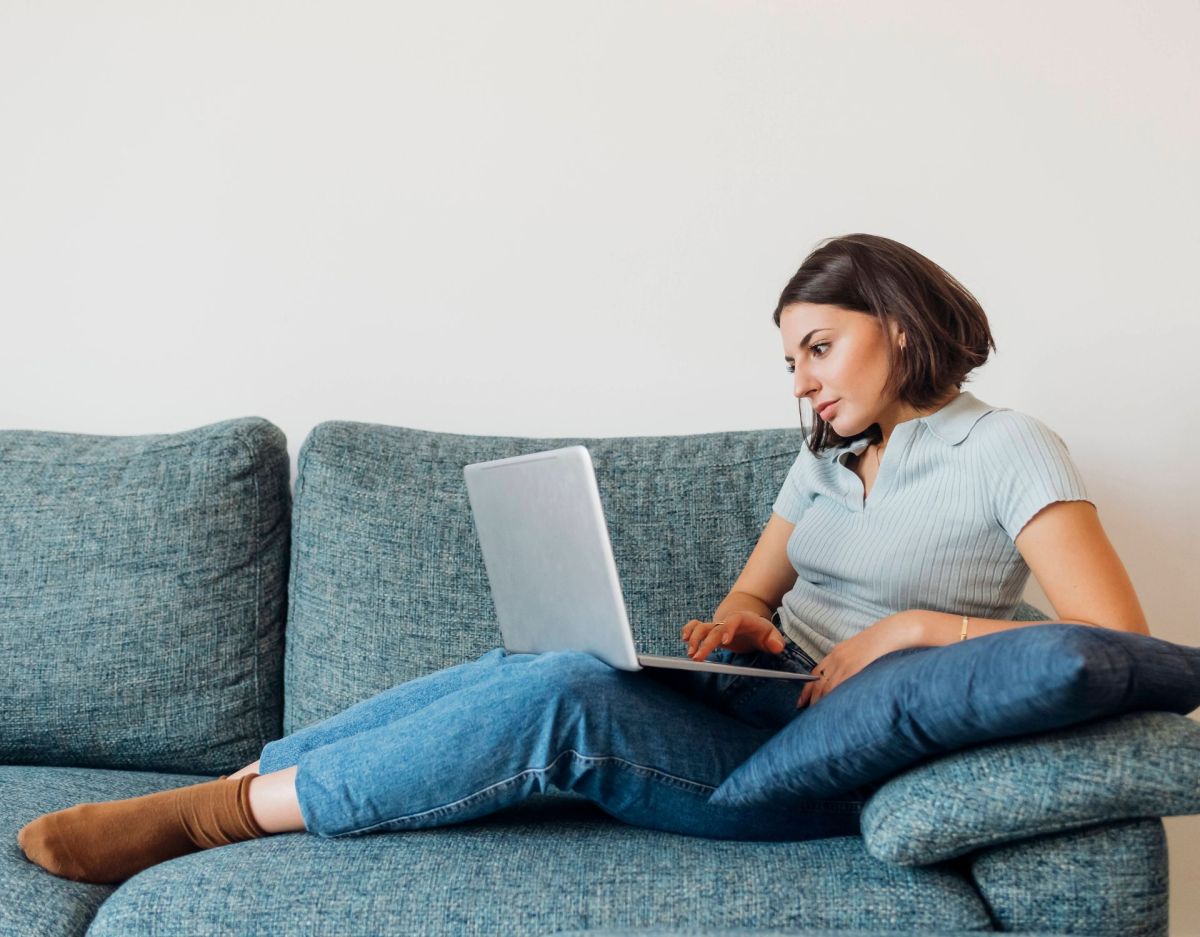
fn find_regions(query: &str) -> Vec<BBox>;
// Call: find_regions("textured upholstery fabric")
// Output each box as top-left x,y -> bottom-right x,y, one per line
861,710 -> 1200,866
0,417 -> 289,774
282,420 -> 1053,735
547,931 -> 1068,936
709,623 -> 1200,807
970,818 -> 1169,935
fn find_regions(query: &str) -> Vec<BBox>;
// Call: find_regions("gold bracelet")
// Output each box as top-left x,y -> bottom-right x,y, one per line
960,616 -> 970,641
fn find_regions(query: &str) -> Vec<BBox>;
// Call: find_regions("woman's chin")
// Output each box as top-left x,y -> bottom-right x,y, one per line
826,414 -> 868,438
822,411 -> 850,432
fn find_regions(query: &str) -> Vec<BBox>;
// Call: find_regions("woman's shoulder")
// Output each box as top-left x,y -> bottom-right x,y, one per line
963,404 -> 1081,482
968,405 -> 1072,449
963,403 -> 1091,535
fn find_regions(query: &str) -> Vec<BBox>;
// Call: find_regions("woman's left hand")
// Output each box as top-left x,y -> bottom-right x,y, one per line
795,611 -> 922,710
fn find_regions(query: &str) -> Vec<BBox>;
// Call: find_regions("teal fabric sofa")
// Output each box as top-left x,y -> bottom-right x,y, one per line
3,415 -> 1197,936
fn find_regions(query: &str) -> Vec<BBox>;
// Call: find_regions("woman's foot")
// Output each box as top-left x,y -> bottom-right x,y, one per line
16,774 -> 267,884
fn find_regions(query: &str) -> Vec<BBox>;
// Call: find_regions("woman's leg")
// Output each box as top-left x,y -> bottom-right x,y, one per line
246,767 -> 303,833
227,760 -> 260,780
15,649 -> 537,881
230,647 -> 542,834
279,648 -> 863,842
256,646 -> 518,774
243,632 -> 842,839
223,647 -> 523,830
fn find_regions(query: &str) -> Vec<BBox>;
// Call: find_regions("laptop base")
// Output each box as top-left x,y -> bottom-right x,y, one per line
638,654 -> 816,681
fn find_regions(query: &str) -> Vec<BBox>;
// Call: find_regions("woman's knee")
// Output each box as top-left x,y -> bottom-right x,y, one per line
532,649 -> 614,677
530,650 -> 631,704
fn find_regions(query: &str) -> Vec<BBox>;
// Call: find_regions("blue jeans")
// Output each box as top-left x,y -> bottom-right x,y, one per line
257,619 -> 870,842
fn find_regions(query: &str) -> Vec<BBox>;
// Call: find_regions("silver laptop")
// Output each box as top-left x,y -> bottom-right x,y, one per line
462,445 -> 815,682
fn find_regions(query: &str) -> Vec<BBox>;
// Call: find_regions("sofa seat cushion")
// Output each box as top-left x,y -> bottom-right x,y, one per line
0,417 -> 290,774
861,710 -> 1200,866
76,793 -> 993,936
547,931 -> 1069,936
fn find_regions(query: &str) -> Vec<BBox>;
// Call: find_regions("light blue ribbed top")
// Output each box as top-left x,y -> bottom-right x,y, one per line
771,390 -> 1093,663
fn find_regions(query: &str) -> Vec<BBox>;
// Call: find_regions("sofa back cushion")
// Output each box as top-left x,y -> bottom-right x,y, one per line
0,417 -> 290,774
283,422 -> 1050,735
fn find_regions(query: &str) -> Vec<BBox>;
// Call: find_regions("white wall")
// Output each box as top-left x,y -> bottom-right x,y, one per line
2,1 -> 1196,929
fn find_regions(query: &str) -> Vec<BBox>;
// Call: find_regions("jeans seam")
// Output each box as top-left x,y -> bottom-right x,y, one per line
323,747 -> 719,838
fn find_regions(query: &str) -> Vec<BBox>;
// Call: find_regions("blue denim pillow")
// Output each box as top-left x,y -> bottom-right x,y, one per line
707,623 -> 1200,808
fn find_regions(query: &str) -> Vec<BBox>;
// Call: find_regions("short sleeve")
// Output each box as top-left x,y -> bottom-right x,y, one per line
981,412 -> 1094,541
771,450 -> 810,523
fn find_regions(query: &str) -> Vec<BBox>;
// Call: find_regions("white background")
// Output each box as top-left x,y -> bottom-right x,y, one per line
1,1 -> 1196,929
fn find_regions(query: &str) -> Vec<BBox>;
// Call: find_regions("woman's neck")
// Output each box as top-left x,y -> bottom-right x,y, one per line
875,389 -> 961,449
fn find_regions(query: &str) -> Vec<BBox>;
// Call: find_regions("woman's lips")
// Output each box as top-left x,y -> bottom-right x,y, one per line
817,400 -> 838,419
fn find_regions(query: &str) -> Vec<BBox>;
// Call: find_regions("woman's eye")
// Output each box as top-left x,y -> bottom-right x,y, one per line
785,343 -> 830,372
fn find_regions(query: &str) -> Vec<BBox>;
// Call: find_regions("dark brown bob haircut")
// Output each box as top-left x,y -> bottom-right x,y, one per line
773,233 -> 996,455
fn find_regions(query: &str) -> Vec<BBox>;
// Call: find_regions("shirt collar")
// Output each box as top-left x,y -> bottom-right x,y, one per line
833,389 -> 999,460
919,390 -> 1000,445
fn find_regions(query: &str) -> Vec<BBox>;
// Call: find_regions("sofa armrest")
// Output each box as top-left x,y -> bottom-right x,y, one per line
969,818 -> 1169,935
859,710 -> 1200,867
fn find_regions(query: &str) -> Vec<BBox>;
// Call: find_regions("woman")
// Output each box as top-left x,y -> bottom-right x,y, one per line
17,233 -> 1149,885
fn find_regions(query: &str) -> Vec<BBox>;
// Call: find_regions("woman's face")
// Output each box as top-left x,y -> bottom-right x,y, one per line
779,302 -> 903,437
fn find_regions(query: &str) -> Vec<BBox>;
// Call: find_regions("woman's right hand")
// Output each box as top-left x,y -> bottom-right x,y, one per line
681,611 -> 788,661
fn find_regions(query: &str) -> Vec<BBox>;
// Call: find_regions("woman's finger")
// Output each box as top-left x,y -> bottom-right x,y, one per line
691,621 -> 728,659
690,625 -> 716,658
798,663 -> 826,708
681,620 -> 705,649
811,668 -> 825,702
810,668 -> 834,705
685,622 -> 713,654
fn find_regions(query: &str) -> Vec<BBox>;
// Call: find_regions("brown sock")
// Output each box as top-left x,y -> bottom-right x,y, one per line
16,773 -> 267,884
